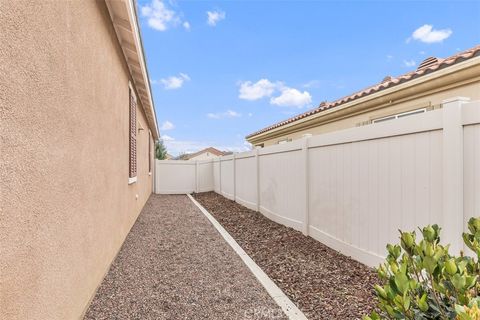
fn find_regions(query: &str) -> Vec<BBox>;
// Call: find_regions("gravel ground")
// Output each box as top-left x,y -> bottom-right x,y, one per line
193,192 -> 379,320
84,194 -> 287,320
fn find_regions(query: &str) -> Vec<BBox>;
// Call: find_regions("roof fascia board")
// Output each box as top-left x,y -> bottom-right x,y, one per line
105,0 -> 159,139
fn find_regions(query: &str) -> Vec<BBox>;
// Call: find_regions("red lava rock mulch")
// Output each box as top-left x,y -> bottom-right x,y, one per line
193,191 -> 379,320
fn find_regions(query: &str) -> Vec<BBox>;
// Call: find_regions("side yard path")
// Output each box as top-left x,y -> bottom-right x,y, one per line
193,192 -> 379,320
84,194 -> 286,320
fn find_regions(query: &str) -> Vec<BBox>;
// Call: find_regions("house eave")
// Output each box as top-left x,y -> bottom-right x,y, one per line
105,0 -> 159,140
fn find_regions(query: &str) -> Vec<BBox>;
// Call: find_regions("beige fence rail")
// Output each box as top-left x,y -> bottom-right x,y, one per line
155,97 -> 480,267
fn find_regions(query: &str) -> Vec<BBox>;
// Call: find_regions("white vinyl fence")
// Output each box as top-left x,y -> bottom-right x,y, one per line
155,160 -> 214,194
155,97 -> 480,267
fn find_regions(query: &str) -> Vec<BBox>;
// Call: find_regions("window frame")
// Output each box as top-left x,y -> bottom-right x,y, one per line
148,130 -> 152,176
372,108 -> 427,124
128,82 -> 138,185
278,138 -> 292,144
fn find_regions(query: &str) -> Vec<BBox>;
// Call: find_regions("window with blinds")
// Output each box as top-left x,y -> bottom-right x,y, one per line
129,87 -> 137,184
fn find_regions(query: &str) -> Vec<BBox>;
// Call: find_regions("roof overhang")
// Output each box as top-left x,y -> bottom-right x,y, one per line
247,56 -> 480,145
105,0 -> 159,140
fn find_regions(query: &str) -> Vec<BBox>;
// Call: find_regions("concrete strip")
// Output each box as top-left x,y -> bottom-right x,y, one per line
187,194 -> 308,320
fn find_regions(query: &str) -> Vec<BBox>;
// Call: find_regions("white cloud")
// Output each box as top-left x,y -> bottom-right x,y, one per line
303,80 -> 321,88
161,134 -> 174,141
270,87 -> 312,108
419,51 -> 426,55
183,21 -> 190,30
206,113 -> 219,119
158,73 -> 190,90
243,141 -> 252,150
386,55 -> 394,61
248,113 -> 253,117
238,79 -> 277,100
160,120 -> 175,131
141,0 -> 181,31
207,110 -> 241,119
207,10 -> 226,26
403,59 -> 416,67
408,24 -> 452,44
239,78 -> 312,108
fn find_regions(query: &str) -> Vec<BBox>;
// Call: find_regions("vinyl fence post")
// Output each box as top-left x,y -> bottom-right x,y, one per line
210,159 -> 214,192
233,153 -> 236,201
302,135 -> 311,236
195,160 -> 199,193
442,97 -> 469,255
219,157 -> 222,195
255,148 -> 260,212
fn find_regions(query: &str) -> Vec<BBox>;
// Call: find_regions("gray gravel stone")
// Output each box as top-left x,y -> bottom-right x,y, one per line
84,194 -> 286,320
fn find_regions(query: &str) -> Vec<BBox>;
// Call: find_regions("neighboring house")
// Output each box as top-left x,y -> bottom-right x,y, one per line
1,1 -> 158,319
246,45 -> 480,147
179,147 -> 226,160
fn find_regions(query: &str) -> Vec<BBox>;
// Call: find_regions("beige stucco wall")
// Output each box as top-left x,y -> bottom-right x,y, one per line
256,72 -> 480,147
0,1 -> 154,319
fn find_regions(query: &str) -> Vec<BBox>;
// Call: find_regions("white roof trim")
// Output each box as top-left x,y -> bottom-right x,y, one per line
105,0 -> 159,140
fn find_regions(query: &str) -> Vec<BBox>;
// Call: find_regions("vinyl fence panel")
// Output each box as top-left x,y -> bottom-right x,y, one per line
234,151 -> 257,210
213,159 -> 221,193
258,141 -> 305,232
155,160 -> 197,194
308,129 -> 444,266
220,156 -> 235,200
197,160 -> 214,192
463,101 -> 480,241
154,98 -> 480,267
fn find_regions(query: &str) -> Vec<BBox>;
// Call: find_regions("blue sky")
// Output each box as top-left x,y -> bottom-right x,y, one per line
137,0 -> 480,156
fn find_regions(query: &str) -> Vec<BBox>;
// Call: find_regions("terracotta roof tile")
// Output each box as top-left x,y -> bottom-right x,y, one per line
246,44 -> 480,139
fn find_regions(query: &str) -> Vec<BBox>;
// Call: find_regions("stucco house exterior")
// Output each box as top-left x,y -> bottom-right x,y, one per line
0,1 -> 158,319
246,45 -> 480,147
179,147 -> 226,161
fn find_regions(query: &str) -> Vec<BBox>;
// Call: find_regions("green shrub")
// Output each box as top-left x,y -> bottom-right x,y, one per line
364,217 -> 480,320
